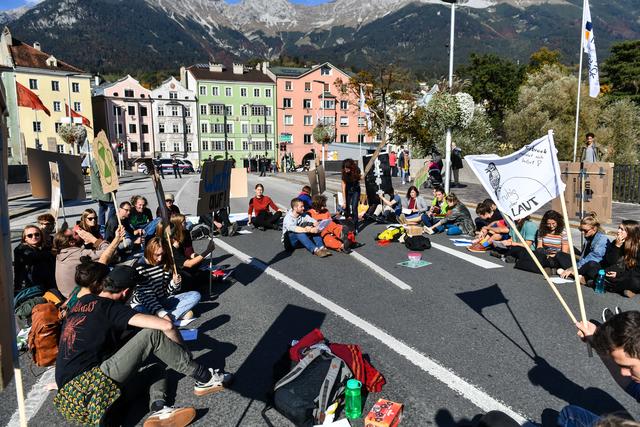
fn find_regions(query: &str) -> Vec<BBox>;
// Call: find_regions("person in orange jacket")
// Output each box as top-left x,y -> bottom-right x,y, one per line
307,194 -> 358,253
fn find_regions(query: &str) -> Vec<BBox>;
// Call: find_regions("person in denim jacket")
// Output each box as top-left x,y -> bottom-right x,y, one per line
558,213 -> 610,284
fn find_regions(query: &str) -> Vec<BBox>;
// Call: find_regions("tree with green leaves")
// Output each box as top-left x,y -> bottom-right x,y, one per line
601,40 -> 640,104
527,47 -> 564,74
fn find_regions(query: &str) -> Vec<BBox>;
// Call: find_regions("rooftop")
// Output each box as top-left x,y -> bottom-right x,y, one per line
186,64 -> 274,84
9,36 -> 84,74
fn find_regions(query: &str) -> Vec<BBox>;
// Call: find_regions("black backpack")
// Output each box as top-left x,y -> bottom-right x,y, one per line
404,235 -> 431,251
273,348 -> 352,426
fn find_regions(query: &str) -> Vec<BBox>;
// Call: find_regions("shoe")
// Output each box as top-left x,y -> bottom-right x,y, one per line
194,368 -> 234,396
143,406 -> 196,427
624,290 -> 636,299
504,256 -> 516,264
602,307 -> 615,323
229,222 -> 238,236
423,226 -> 434,235
258,226 -> 266,231
615,306 -> 622,315
181,310 -> 194,320
468,243 -> 488,253
315,248 -> 331,258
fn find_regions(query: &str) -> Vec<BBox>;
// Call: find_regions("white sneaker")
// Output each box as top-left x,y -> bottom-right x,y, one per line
423,227 -> 434,235
143,406 -> 195,427
194,368 -> 234,396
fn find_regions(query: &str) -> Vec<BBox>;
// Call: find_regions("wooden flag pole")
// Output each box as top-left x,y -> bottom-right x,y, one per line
165,228 -> 178,276
501,212 -> 578,324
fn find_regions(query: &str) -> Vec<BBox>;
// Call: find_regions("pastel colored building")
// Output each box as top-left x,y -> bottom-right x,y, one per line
150,77 -> 198,165
181,62 -> 276,165
267,62 -> 366,165
92,75 -> 155,162
0,27 -> 94,164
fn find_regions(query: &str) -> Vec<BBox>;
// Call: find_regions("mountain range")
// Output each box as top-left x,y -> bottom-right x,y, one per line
2,0 -> 639,76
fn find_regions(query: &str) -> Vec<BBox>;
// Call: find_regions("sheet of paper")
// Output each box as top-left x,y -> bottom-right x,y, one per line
402,208 -> 413,215
174,318 -> 197,327
550,277 -> 574,284
237,229 -> 252,234
229,212 -> 249,223
451,238 -> 473,247
317,219 -> 332,231
397,260 -> 432,269
180,328 -> 198,341
314,418 -> 351,427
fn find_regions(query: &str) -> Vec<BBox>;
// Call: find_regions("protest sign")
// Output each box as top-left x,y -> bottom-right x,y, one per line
151,172 -> 170,227
49,162 -> 62,224
230,168 -> 248,199
91,131 -> 119,194
196,160 -> 232,216
362,153 -> 392,204
27,148 -> 85,200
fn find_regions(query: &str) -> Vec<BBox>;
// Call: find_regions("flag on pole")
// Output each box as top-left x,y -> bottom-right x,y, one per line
65,104 -> 92,128
583,0 -> 600,98
359,86 -> 372,130
16,82 -> 50,115
465,134 -> 565,220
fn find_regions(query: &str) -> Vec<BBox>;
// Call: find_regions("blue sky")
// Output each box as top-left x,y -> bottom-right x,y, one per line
1,0 -> 330,11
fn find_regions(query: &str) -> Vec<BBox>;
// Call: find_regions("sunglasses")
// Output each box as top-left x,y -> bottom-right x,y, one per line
26,233 -> 41,238
86,216 -> 97,221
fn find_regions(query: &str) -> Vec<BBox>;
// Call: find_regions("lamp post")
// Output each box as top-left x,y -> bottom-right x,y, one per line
313,79 -> 328,167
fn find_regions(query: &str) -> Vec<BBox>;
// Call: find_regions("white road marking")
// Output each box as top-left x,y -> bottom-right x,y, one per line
7,368 -> 55,427
349,251 -> 412,290
431,242 -> 504,269
213,238 -> 528,424
175,176 -> 197,204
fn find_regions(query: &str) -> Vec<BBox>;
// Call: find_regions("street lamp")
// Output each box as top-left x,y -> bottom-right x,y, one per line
167,100 -> 188,159
313,79 -> 330,167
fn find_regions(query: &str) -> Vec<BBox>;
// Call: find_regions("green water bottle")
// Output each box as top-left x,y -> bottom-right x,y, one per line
344,378 -> 362,419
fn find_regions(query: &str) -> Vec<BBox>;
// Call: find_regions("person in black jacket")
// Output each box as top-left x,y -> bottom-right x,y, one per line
602,220 -> 640,298
13,224 -> 55,291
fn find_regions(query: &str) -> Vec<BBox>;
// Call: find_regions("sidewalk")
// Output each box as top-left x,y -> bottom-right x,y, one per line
269,171 -> 637,234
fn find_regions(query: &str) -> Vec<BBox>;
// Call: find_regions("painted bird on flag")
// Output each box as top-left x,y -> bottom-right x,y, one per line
485,162 -> 501,198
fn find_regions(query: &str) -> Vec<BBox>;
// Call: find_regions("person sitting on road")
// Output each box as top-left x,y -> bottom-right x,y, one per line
308,194 -> 358,253
420,186 -> 448,228
298,185 -> 313,211
37,213 -> 56,249
469,203 -> 510,252
558,212 -> 609,284
54,225 -> 124,298
76,209 -> 102,243
54,261 -> 232,427
168,214 -> 217,290
13,224 -> 56,292
478,216 -> 538,262
156,193 -> 181,218
399,186 -> 428,224
132,237 -> 201,321
424,193 -> 475,236
558,311 -> 640,427
195,209 -> 238,238
105,201 -> 143,252
130,195 -> 161,238
514,210 -> 571,275
373,190 -> 402,224
282,198 -> 331,258
475,199 -> 502,232
248,183 -> 285,230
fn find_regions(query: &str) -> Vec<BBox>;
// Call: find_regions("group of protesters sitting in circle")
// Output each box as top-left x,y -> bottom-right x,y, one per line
14,194 -> 234,426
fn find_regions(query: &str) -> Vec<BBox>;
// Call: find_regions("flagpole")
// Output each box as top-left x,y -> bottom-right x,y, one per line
13,74 -> 25,163
572,0 -> 587,163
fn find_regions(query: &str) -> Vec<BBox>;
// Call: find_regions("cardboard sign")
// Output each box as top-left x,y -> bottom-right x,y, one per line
307,165 -> 326,196
151,172 -> 170,226
363,153 -> 393,204
91,131 -> 119,194
196,160 -> 232,216
27,148 -> 85,200
230,168 -> 248,199
49,161 -> 61,223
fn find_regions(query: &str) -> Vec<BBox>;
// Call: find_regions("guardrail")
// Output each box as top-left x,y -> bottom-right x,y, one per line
613,164 -> 640,204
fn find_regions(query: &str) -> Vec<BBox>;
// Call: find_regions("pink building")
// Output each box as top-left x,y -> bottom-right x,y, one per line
92,75 -> 155,162
267,63 -> 366,165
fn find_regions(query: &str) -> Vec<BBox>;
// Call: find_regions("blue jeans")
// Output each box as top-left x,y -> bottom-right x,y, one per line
135,217 -> 162,238
446,225 -> 462,236
98,200 -> 116,228
134,291 -> 201,320
558,405 -> 600,427
421,214 -> 445,233
288,232 -> 324,253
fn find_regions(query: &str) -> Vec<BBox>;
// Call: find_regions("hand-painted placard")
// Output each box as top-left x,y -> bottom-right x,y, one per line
91,130 -> 119,194
197,160 -> 232,216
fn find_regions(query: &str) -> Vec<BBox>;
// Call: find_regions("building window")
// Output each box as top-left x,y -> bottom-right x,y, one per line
210,104 -> 224,115
159,124 -> 165,133
51,81 -> 59,91
73,102 -> 81,112
240,88 -> 247,97
358,134 -> 365,143
172,124 -> 179,133
251,105 -> 264,116
55,123 -> 62,132
160,142 -> 166,151
200,123 -> 208,134
200,105 -> 207,115
305,82 -> 311,91
56,144 -> 64,153
323,99 -> 335,109
174,142 -> 180,152
33,121 -> 41,132
283,98 -> 292,109
72,82 -> 80,93
186,142 -> 192,152
142,124 -> 149,134
29,79 -> 38,90
284,115 -> 293,125
140,106 -> 147,116
184,107 -> 190,117
129,124 -> 137,133
212,123 -> 223,134
340,116 -> 348,126
169,92 -> 177,99
358,117 -> 365,127
171,106 -> 179,116
124,89 -> 134,97
212,140 -> 224,151
265,88 -> 272,97
202,140 -> 209,151
242,140 -> 250,151
212,86 -> 219,96
304,134 -> 312,144
225,87 -> 232,97
130,142 -> 138,152
143,142 -> 150,152
284,81 -> 292,91
199,86 -> 206,96
253,88 -> 260,97
340,134 -> 348,143
158,106 -> 164,116
241,123 -> 249,134
320,66 -> 331,75
304,115 -> 312,126
225,105 -> 233,116
128,106 -> 135,115
241,105 -> 248,116
303,99 -> 311,109
115,123 -> 123,135
265,106 -> 272,117
226,140 -> 234,150
53,101 -> 61,112
340,100 -> 348,110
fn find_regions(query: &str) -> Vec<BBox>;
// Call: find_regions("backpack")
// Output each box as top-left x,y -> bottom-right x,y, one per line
14,285 -> 45,308
404,235 -> 431,251
28,302 -> 61,367
274,347 -> 352,426
376,226 -> 405,242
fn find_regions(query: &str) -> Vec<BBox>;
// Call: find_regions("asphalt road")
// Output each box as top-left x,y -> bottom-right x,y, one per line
2,172 -> 639,426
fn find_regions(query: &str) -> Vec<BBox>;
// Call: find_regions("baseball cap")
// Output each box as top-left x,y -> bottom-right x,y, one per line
165,193 -> 175,201
105,265 -> 141,291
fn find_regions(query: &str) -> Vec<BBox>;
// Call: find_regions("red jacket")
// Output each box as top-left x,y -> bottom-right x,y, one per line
248,196 -> 279,217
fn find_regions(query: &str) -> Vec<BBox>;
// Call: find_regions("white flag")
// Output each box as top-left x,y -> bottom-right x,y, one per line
465,133 -> 565,220
359,87 -> 372,130
583,0 -> 600,98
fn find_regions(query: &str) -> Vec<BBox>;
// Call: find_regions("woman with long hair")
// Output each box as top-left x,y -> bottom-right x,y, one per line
308,194 -> 358,253
399,186 -> 428,224
341,158 -> 362,232
424,193 -> 475,236
13,224 -> 56,291
77,209 -> 102,240
559,212 -> 609,283
248,183 -> 285,230
168,214 -> 216,286
515,210 -> 570,274
598,220 -> 640,297
132,236 -> 201,321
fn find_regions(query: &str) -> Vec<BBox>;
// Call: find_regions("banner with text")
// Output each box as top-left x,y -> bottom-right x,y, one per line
197,160 -> 232,216
49,161 -> 61,223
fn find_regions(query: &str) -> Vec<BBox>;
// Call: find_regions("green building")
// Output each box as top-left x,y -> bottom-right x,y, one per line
181,62 -> 276,166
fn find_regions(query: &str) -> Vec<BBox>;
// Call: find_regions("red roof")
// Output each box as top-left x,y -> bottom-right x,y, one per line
9,38 -> 84,73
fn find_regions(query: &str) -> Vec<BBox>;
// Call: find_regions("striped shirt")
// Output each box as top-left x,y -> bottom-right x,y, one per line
131,261 -> 180,316
541,231 -> 567,254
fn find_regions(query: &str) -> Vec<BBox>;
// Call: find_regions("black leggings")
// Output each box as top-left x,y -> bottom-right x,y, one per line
253,211 -> 282,229
515,248 -> 573,274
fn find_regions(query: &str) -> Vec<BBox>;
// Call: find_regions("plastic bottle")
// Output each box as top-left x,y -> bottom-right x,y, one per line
344,378 -> 362,419
595,269 -> 606,294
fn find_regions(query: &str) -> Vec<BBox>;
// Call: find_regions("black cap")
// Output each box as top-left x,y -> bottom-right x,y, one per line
106,265 -> 141,290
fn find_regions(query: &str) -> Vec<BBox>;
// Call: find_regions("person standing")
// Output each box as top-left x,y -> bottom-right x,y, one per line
153,155 -> 165,179
341,158 -> 362,233
451,142 -> 463,187
172,158 -> 182,179
581,132 -> 600,163
399,146 -> 411,185
259,157 -> 267,177
389,150 -> 398,177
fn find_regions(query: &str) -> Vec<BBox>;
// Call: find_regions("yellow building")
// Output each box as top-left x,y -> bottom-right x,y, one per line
0,27 -> 94,164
